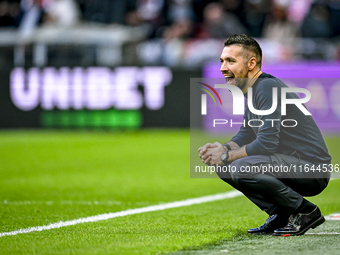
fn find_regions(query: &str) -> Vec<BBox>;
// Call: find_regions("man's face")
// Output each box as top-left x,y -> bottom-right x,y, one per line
220,45 -> 249,90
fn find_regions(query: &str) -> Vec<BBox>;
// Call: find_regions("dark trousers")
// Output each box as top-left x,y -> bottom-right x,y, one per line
216,154 -> 330,216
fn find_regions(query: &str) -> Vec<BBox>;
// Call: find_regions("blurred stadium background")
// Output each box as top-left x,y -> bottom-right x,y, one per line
0,0 -> 340,129
1,0 -> 340,254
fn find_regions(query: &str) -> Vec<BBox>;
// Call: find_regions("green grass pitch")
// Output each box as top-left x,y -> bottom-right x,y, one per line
0,129 -> 340,254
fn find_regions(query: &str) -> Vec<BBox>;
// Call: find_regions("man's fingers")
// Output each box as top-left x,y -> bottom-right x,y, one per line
198,143 -> 212,154
203,156 -> 211,165
200,143 -> 211,153
199,151 -> 208,158
200,153 -> 211,160
198,142 -> 219,155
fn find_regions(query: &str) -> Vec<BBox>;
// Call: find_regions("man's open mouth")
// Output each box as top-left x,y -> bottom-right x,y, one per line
225,76 -> 235,82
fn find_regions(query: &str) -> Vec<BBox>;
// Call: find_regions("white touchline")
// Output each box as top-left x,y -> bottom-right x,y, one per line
0,190 -> 243,237
306,232 -> 340,235
1,178 -> 338,238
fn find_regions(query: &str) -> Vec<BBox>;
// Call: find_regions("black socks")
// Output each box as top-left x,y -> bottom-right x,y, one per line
297,199 -> 316,214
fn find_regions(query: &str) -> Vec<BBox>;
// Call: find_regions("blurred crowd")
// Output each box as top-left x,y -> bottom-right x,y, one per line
1,0 -> 340,40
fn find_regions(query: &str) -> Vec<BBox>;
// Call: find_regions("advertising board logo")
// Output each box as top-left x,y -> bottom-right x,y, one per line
10,67 -> 172,111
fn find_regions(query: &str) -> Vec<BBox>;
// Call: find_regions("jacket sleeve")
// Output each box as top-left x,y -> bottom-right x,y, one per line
245,80 -> 281,156
230,108 -> 257,147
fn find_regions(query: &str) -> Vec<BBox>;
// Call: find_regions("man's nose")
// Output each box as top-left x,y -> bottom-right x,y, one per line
220,63 -> 229,72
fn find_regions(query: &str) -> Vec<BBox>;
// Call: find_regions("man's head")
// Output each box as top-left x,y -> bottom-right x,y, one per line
220,34 -> 262,91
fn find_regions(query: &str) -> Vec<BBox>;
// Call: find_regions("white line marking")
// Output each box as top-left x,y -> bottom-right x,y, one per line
1,178 -> 338,238
0,190 -> 243,237
306,232 -> 340,235
325,213 -> 340,220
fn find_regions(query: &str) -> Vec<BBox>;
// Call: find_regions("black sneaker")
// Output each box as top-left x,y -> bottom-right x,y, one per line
272,206 -> 325,236
248,214 -> 288,235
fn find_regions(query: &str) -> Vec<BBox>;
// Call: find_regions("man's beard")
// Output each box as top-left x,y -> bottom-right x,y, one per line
235,69 -> 249,91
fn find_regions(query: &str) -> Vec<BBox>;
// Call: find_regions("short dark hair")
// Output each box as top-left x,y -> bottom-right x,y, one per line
224,34 -> 262,67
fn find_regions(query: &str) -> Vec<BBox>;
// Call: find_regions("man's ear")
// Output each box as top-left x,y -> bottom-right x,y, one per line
248,57 -> 257,71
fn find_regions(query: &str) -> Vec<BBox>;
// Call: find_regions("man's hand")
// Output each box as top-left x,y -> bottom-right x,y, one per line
207,142 -> 225,165
198,142 -> 225,165
198,143 -> 217,165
